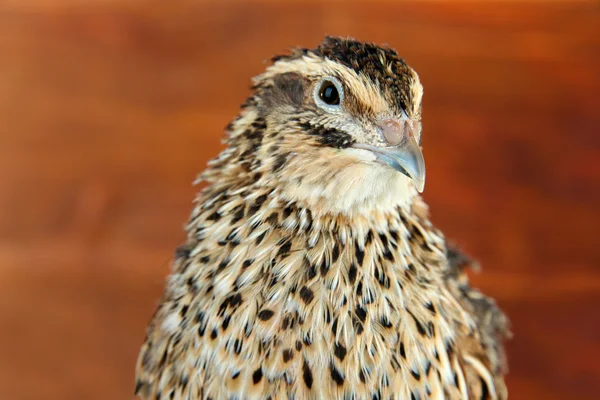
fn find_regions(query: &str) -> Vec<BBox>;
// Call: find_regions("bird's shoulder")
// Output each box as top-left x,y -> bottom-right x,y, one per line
443,243 -> 511,399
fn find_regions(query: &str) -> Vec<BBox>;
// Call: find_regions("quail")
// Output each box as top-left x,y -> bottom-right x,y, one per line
135,37 -> 510,400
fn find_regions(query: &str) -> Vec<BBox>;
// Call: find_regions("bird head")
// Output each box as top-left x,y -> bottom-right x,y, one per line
222,37 -> 425,216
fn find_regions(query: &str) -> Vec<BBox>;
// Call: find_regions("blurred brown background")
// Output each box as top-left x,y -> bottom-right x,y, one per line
0,1 -> 599,399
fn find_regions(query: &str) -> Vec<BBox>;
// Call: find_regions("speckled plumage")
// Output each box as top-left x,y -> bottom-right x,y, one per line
136,37 -> 509,400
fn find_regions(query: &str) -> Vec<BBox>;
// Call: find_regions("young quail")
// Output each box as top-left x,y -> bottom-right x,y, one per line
135,37 -> 510,400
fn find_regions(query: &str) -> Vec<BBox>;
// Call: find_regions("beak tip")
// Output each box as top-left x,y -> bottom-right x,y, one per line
412,166 -> 426,193
415,178 -> 425,193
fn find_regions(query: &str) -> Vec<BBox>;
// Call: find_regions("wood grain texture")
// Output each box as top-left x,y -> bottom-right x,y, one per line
0,1 -> 598,399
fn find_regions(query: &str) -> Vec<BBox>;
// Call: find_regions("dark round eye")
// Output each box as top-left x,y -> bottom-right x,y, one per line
319,80 -> 340,105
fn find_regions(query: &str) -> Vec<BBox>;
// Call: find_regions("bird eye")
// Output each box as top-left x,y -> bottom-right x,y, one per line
314,77 -> 344,111
319,81 -> 340,105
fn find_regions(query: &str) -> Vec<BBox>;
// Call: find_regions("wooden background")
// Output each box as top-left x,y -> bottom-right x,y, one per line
0,1 -> 598,399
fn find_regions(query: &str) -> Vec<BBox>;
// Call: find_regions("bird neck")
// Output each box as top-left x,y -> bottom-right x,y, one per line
186,177 -> 451,323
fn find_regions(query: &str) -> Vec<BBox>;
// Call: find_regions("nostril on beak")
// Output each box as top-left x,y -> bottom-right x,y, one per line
379,118 -> 407,146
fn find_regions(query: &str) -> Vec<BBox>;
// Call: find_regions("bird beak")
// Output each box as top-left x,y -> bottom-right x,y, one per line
353,118 -> 426,193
